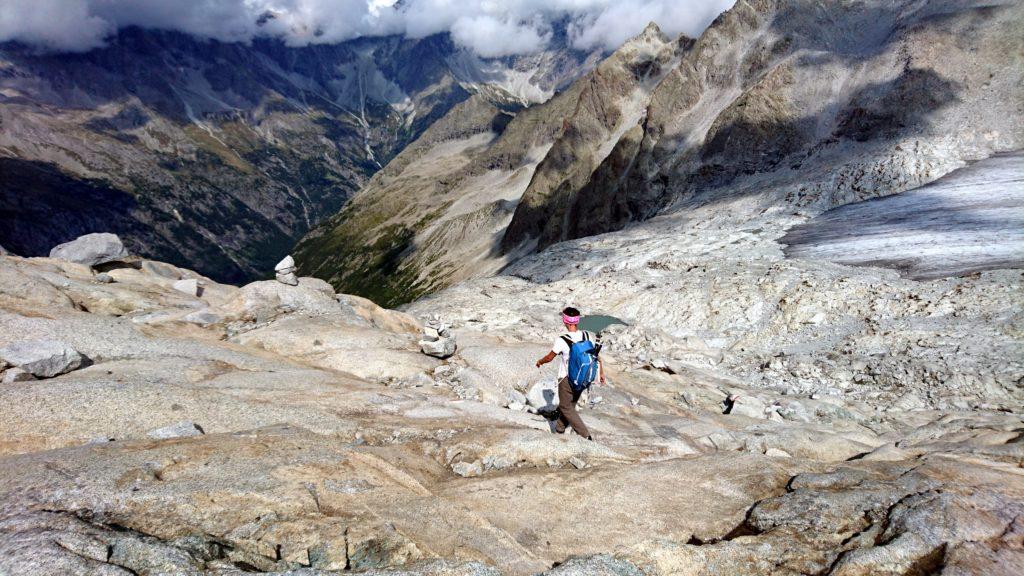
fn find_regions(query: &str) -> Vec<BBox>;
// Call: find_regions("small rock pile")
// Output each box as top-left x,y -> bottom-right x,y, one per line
419,317 -> 456,358
275,255 -> 299,286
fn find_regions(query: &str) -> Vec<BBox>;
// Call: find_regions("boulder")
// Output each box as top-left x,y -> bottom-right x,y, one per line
0,244 -> 8,255
146,420 -> 204,440
219,278 -> 341,322
94,272 -> 114,284
526,379 -> 559,412
2,367 -> 35,383
726,394 -> 768,418
49,233 -> 128,267
0,340 -> 84,378
172,278 -> 201,296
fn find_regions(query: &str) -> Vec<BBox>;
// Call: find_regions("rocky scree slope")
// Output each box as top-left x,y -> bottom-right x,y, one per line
0,27 -> 599,284
297,0 -> 1023,305
0,245 -> 1022,575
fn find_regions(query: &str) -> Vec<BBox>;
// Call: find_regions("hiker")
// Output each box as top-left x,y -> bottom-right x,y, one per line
535,307 -> 604,440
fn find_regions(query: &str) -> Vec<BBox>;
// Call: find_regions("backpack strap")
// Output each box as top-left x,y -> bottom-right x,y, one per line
560,335 -> 574,349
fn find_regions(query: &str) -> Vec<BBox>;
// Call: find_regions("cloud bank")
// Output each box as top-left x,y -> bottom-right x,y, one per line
0,0 -> 735,56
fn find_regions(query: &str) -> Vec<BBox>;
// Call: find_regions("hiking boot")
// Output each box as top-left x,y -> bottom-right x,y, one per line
541,409 -> 560,421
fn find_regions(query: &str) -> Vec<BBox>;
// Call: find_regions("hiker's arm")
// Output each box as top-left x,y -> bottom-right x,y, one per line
598,358 -> 606,384
535,351 -> 557,368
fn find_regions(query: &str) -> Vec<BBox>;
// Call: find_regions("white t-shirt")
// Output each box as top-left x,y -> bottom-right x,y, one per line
551,331 -> 590,379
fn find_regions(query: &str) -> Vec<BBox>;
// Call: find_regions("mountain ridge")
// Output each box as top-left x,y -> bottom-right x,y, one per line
295,0 -> 1023,305
0,26 -> 600,283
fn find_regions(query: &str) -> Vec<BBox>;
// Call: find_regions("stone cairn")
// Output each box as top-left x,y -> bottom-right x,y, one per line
275,255 -> 299,286
419,316 -> 456,358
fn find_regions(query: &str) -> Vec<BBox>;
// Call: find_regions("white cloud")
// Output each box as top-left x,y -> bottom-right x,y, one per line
0,0 -> 736,56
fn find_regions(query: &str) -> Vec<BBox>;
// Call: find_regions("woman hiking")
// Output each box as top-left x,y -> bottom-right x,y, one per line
535,307 -> 604,440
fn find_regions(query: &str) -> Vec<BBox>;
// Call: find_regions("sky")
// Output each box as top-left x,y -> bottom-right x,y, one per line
0,0 -> 735,56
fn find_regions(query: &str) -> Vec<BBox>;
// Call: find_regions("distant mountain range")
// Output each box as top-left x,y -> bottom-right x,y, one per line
0,25 -> 601,283
295,0 -> 1024,306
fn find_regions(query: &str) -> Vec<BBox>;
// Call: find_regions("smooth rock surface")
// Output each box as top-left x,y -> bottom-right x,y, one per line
171,278 -> 200,296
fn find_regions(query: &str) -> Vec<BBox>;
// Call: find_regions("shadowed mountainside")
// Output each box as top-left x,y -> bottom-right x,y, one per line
0,27 -> 600,283
295,0 -> 1023,305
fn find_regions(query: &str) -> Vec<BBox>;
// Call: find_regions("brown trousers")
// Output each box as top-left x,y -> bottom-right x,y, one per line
555,377 -> 590,438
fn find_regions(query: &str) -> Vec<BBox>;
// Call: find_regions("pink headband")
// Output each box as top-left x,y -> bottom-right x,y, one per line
561,312 -> 580,325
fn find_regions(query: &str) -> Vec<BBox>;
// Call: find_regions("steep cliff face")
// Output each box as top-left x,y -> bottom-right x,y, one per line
298,0 -> 1023,304
0,28 -> 598,283
509,0 -> 1024,247
295,24 -> 683,306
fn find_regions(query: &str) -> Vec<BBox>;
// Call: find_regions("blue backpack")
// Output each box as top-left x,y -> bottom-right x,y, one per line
563,332 -> 600,393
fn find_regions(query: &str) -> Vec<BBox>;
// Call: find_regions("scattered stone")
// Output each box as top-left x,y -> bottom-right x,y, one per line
86,436 -> 116,445
275,255 -> 300,286
892,392 -> 927,411
776,400 -> 814,423
146,420 -> 205,440
569,456 -> 587,470
2,367 -> 35,383
451,460 -> 484,477
420,337 -> 456,358
0,340 -> 84,378
506,389 -> 527,408
172,278 -> 200,296
94,272 -> 114,283
764,448 -> 792,458
181,309 -> 223,326
49,233 -> 129,266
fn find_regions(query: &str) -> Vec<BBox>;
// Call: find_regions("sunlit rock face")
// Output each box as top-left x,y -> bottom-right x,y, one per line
299,0 -> 1023,306
1,248 -> 1021,575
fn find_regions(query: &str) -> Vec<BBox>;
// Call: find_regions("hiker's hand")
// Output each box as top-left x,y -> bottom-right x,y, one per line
535,360 -> 542,369
599,374 -> 606,385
